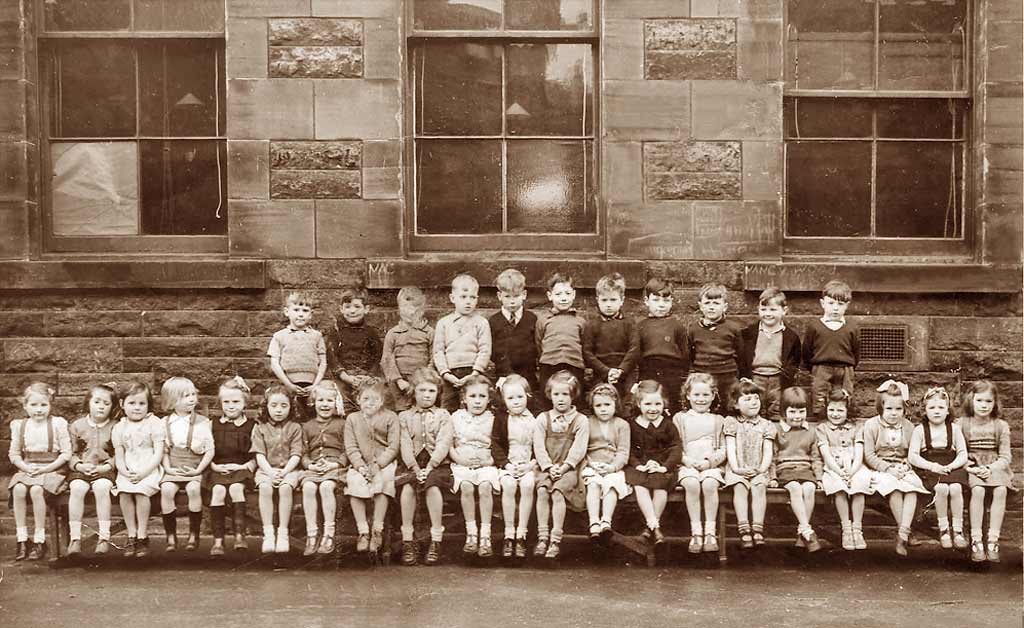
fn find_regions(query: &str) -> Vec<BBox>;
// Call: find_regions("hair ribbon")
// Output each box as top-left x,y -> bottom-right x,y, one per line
630,382 -> 639,396
495,376 -> 507,390
232,375 -> 251,393
877,379 -> 909,401
924,386 -> 948,400
739,377 -> 754,384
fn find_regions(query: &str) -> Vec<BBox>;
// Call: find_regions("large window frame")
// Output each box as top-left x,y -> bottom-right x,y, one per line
37,0 -> 227,255
782,0 -> 974,258
404,0 -> 602,253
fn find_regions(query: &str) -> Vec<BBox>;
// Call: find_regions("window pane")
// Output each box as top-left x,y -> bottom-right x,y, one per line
416,140 -> 502,234
51,142 -> 139,236
505,0 -> 592,30
787,0 -> 873,89
876,142 -> 963,237
877,99 -> 967,139
783,98 -> 872,138
414,0 -> 502,30
786,141 -> 871,236
507,140 -> 593,233
57,43 -> 136,137
880,0 -> 966,91
507,44 -> 592,136
140,140 -> 227,235
140,42 -> 220,136
414,42 -> 502,135
45,0 -> 130,31
134,0 -> 226,31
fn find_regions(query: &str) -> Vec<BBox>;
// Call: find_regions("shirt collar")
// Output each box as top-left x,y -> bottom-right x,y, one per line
635,415 -> 663,429
87,417 -> 111,429
820,317 -> 846,327
395,319 -> 429,333
288,325 -> 310,333
700,316 -> 725,329
220,415 -> 247,426
600,311 -> 624,321
502,308 -> 521,323
781,421 -> 807,433
550,306 -> 576,316
759,322 -> 786,335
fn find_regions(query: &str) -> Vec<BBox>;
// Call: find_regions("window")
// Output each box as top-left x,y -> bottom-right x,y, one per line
407,0 -> 600,252
39,0 -> 227,254
783,0 -> 971,256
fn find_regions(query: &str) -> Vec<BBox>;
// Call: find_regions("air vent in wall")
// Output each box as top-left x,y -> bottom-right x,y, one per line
859,325 -> 908,363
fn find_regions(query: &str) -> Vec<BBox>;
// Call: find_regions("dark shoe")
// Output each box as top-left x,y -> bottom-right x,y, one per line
123,537 -> 137,558
895,534 -> 908,557
687,535 -> 703,554
502,538 -> 514,558
652,527 -> 665,545
303,536 -> 319,556
544,541 -> 561,559
970,541 -> 986,562
317,535 -> 335,555
477,536 -> 493,558
599,522 -> 613,545
95,539 -> 110,555
753,531 -> 766,546
369,529 -> 383,553
425,540 -> 441,565
514,539 -> 528,558
28,542 -> 46,561
703,534 -> 719,553
641,528 -> 653,544
987,543 -> 1001,563
135,537 -> 150,558
462,534 -> 478,555
15,541 -> 29,561
185,533 -> 199,552
805,532 -> 822,553
402,540 -> 419,566
533,538 -> 548,557
589,523 -> 602,541
740,532 -> 754,549
906,532 -> 923,547
67,539 -> 82,556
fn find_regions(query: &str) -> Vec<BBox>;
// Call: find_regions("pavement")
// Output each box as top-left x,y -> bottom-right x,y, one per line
0,538 -> 1020,628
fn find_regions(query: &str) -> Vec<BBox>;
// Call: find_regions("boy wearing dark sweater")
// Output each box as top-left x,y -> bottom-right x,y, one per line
535,272 -> 586,407
803,279 -> 859,420
583,272 -> 640,414
739,287 -> 802,421
635,277 -> 690,415
326,285 -> 383,412
488,268 -> 539,402
688,283 -> 744,413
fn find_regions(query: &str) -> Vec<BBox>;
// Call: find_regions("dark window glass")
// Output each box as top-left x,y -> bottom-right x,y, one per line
879,0 -> 966,91
876,142 -> 963,237
140,41 -> 221,136
786,141 -> 872,236
414,0 -> 502,30
507,43 -> 592,136
783,98 -> 872,138
877,98 -> 966,139
505,0 -> 592,30
56,42 -> 137,137
140,140 -> 226,235
787,0 -> 873,89
45,0 -> 131,31
134,0 -> 226,31
416,140 -> 503,234
507,140 -> 593,232
414,42 -> 503,135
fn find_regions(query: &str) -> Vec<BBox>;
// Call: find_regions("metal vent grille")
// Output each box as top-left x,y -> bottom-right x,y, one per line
860,325 -> 907,363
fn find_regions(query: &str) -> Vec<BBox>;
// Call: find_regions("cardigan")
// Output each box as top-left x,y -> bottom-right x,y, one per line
585,416 -> 631,471
628,416 -> 682,469
343,409 -> 400,470
738,322 -> 802,389
398,406 -> 453,470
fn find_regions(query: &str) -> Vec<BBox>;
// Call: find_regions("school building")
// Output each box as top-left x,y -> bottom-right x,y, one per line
0,0 -> 1021,500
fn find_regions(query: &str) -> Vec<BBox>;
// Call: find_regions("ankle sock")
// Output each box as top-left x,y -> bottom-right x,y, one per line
69,522 -> 82,541
401,525 -> 414,542
263,525 -> 274,539
33,528 -> 46,543
704,520 -> 716,537
324,523 -> 335,537
430,526 -> 444,543
98,520 -> 111,540
690,520 -> 703,536
515,526 -> 528,539
480,523 -> 491,538
464,520 -> 478,537
504,526 -> 515,540
16,527 -> 28,542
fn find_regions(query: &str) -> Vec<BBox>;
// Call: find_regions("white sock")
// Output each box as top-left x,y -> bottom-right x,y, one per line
276,526 -> 289,540
401,525 -> 415,542
537,526 -> 550,539
323,523 -> 335,537
33,528 -> 46,543
704,520 -> 716,536
16,526 -> 28,542
263,525 -> 274,539
430,526 -> 444,542
480,523 -> 491,538
306,523 -> 319,537
371,520 -> 385,533
646,517 -> 660,530
98,520 -> 111,540
515,525 -> 528,539
357,522 -> 370,534
504,526 -> 515,540
464,520 -> 478,537
936,516 -> 949,531
69,522 -> 83,541
690,520 -> 702,536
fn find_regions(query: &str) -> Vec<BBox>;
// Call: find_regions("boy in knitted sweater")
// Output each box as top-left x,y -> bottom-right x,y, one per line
802,280 -> 859,420
268,291 -> 327,422
688,283 -> 744,413
434,274 -> 492,412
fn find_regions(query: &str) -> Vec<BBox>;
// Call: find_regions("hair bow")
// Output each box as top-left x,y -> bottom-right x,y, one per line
739,377 -> 754,385
335,395 -> 346,417
876,379 -> 909,401
923,386 -> 948,401
495,376 -> 507,391
630,382 -> 640,396
102,381 -> 119,391
232,375 -> 251,393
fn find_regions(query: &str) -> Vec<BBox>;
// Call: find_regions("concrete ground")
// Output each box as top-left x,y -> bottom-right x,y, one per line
0,538 -> 1020,628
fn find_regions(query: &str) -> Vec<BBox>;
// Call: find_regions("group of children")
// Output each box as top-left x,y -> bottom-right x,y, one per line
6,271 -> 1015,567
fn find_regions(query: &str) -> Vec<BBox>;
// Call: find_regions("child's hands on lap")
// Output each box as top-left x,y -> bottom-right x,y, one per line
768,479 -> 779,488
607,369 -> 622,385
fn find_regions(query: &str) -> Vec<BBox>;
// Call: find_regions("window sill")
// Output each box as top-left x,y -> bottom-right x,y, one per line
744,262 -> 1022,294
366,257 -> 646,289
0,260 -> 265,290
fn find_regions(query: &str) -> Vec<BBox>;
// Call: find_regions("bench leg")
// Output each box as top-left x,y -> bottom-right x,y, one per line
718,506 -> 728,562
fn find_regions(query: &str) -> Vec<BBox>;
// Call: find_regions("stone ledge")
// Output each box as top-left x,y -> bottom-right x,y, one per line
0,260 -> 266,289
365,259 -> 648,290
744,262 -> 1023,293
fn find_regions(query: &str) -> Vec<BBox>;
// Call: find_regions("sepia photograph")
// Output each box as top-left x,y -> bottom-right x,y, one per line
0,0 -> 1021,626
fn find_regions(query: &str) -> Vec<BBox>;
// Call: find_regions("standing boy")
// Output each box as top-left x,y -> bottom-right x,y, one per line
803,280 -> 859,419
583,272 -> 640,413
326,285 -> 383,413
268,291 -> 327,422
688,283 -> 744,413
488,268 -> 539,396
635,277 -> 690,415
535,272 -> 587,406
381,287 -> 434,412
739,287 -> 802,421
433,273 -> 492,412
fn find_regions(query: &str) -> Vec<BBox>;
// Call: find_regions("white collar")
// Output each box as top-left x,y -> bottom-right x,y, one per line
636,415 -> 663,429
220,415 -> 247,426
820,317 -> 846,329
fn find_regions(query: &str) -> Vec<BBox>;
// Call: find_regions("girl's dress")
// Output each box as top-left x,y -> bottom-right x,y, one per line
112,415 -> 165,496
302,416 -> 348,484
723,415 -> 776,488
344,410 -> 400,498
534,408 -> 589,496
204,417 -> 255,488
773,422 -> 823,485
162,412 -> 214,484
816,421 -> 870,495
8,416 -> 72,494
625,415 -> 682,491
251,420 -> 305,489
673,410 -> 725,484
861,415 -> 928,495
913,420 -> 969,491
397,406 -> 453,492
494,410 -> 539,490
448,409 -> 501,492
960,416 -> 1014,489
581,415 -> 631,498
67,417 -> 116,485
